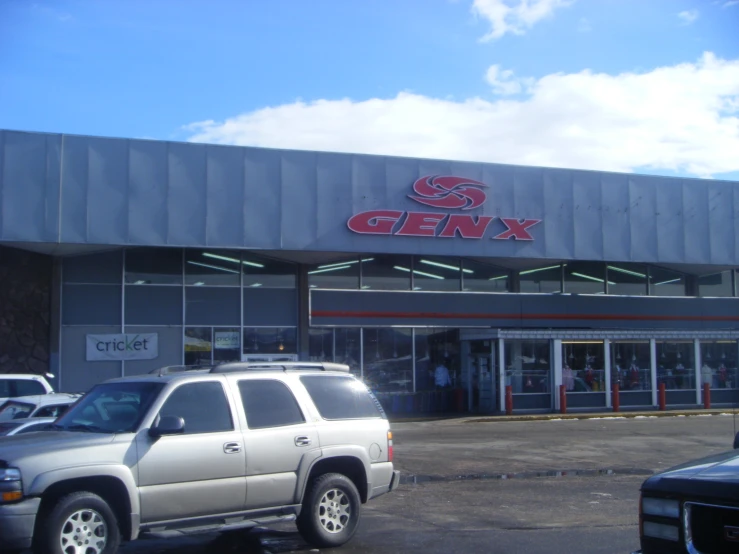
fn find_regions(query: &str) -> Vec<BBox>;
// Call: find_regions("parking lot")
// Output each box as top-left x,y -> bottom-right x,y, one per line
117,412 -> 738,554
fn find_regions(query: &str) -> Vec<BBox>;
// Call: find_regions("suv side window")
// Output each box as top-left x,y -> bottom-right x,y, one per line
300,376 -> 386,420
35,404 -> 70,418
238,379 -> 305,430
14,379 -> 46,397
159,382 -> 234,434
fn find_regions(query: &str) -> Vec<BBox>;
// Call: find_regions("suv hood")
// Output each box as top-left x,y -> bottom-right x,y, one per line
643,450 -> 739,501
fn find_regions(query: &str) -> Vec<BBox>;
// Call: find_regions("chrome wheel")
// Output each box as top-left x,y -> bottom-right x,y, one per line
59,508 -> 107,554
317,488 -> 351,534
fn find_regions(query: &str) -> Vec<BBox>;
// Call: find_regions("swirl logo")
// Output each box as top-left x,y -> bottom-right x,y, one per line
408,175 -> 488,210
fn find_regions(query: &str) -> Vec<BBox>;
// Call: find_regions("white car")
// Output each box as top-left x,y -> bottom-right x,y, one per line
0,416 -> 56,437
0,373 -> 55,406
0,392 -> 81,422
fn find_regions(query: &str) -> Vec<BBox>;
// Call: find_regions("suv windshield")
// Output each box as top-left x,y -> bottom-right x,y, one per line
0,401 -> 35,422
54,382 -> 164,434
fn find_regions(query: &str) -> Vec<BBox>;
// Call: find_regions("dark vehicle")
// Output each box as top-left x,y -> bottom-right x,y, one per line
633,432 -> 739,554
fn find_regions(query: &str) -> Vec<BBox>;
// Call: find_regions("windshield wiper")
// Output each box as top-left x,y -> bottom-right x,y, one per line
58,423 -> 108,433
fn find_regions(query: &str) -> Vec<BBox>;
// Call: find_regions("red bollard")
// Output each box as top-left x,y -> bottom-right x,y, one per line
559,384 -> 567,414
505,385 -> 513,415
704,383 -> 711,410
658,383 -> 666,411
612,383 -> 620,412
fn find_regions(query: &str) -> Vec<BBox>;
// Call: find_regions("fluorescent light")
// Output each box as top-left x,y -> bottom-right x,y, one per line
570,272 -> 616,285
520,265 -> 561,275
489,275 -> 508,281
653,278 -> 681,286
241,259 -> 265,268
317,258 -> 374,270
193,281 -> 205,286
393,266 -> 444,280
187,261 -> 239,274
420,259 -> 473,274
133,280 -> 146,285
607,265 -> 646,278
361,285 -> 371,289
308,265 -> 352,275
203,252 -> 265,268
250,283 -> 262,287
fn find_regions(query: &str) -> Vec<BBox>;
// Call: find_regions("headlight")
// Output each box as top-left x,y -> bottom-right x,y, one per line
642,497 -> 680,519
0,467 -> 23,503
643,521 -> 679,542
0,468 -> 21,481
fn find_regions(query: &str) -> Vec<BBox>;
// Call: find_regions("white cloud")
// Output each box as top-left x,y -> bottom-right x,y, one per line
677,9 -> 699,24
471,0 -> 574,41
184,52 -> 739,179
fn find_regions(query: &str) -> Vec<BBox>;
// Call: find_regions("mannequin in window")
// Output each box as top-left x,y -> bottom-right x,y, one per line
629,363 -> 641,390
584,364 -> 595,391
563,364 -> 575,391
701,363 -> 713,387
719,363 -> 728,389
675,362 -> 685,389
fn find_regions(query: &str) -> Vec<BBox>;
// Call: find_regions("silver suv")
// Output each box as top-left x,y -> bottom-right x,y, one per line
0,362 -> 399,553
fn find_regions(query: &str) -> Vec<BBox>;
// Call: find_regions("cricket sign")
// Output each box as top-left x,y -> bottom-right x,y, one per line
347,175 -> 541,241
86,333 -> 159,361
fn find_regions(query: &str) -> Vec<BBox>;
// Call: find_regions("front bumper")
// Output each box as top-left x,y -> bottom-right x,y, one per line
0,497 -> 41,550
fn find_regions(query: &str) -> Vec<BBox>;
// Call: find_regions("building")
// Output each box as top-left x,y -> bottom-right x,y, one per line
0,128 -> 738,414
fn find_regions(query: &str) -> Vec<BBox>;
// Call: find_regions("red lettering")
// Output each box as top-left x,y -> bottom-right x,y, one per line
439,214 -> 494,239
347,210 -> 404,235
493,218 -> 541,241
395,212 -> 447,237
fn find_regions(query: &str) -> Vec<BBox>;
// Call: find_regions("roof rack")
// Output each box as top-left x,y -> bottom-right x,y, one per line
148,364 -> 212,377
209,361 -> 350,374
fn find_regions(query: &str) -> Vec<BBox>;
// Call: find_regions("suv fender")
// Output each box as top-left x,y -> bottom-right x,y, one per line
299,446 -> 372,504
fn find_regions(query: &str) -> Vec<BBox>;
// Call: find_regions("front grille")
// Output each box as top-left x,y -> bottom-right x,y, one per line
688,502 -> 739,554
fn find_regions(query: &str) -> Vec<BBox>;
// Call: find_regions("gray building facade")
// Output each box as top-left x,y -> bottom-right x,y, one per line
1,128 -> 738,414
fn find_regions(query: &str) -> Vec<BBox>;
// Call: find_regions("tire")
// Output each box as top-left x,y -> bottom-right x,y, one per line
296,472 -> 361,548
36,491 -> 121,554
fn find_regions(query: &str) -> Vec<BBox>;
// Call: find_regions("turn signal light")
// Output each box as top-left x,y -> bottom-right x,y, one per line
2,491 -> 22,502
387,431 -> 394,462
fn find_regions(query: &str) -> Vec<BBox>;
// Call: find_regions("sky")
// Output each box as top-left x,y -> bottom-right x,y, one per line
1,0 -> 738,180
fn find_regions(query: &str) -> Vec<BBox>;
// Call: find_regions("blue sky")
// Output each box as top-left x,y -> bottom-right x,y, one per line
1,0 -> 738,179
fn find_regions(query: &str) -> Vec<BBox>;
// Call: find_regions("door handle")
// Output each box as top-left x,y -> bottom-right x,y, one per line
223,442 -> 242,454
294,436 -> 312,447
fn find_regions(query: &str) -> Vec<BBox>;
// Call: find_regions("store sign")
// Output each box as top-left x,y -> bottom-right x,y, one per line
86,333 -> 158,361
214,331 -> 240,350
347,175 -> 542,241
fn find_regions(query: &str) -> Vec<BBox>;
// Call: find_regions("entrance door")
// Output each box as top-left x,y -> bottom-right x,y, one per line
241,353 -> 298,362
466,340 -> 498,413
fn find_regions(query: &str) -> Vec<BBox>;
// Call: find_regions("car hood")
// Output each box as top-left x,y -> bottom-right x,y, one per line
643,449 -> 739,501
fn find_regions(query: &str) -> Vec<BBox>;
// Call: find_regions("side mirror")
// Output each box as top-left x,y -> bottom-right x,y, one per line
149,415 -> 185,438
734,432 -> 739,450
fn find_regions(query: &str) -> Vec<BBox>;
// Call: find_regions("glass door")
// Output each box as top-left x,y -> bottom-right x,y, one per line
466,340 -> 498,413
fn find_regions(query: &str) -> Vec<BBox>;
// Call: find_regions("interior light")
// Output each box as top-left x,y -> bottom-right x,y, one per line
361,285 -> 371,289
308,265 -> 352,275
187,261 -> 239,274
489,275 -> 508,281
607,265 -> 646,278
133,280 -> 146,285
570,272 -> 616,285
241,260 -> 265,268
393,266 -> 445,280
419,259 -> 473,274
653,278 -> 681,286
520,265 -> 561,275
318,259 -> 360,269
202,252 -> 240,264
194,281 -> 205,286
250,283 -> 262,287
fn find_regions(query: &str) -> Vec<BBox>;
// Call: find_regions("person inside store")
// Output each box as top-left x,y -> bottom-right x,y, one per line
563,363 -> 575,391
435,358 -> 452,389
719,362 -> 729,388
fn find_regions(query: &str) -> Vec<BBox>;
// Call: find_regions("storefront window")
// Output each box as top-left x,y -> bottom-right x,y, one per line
334,328 -> 361,377
519,265 -> 562,294
699,340 -> 739,389
698,271 -> 734,297
649,267 -> 686,297
562,341 -> 606,392
656,341 -> 695,391
611,341 -> 651,391
414,328 -> 460,392
362,328 -> 413,394
213,327 -> 241,363
241,253 -> 296,288
242,327 -> 297,355
309,328 -> 333,362
564,262 -> 607,295
308,257 -> 359,289
461,260 -> 510,293
185,249 -> 241,286
184,327 -> 212,366
606,263 -> 648,296
360,255 -> 411,290
504,340 -> 551,394
125,247 -> 183,285
412,256 -> 461,291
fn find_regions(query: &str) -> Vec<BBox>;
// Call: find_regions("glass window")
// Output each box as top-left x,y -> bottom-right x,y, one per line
241,253 -> 296,289
334,328 -> 361,377
564,262 -> 606,295
698,271 -> 734,297
611,341 -> 652,391
243,327 -> 297,355
238,380 -> 305,429
414,328 -> 460,392
213,328 -> 241,364
519,265 -> 562,294
35,404 -> 72,418
562,341 -> 606,393
125,247 -> 182,285
700,340 -> 738,389
360,255 -> 411,290
309,328 -> 333,362
362,328 -> 413,393
185,249 -> 241,286
462,260 -> 510,292
0,401 -> 34,422
300,375 -> 385,420
184,327 -> 213,366
159,382 -> 233,434
13,379 -> 47,397
412,256 -> 461,291
649,267 -> 686,297
656,341 -> 695,391
606,263 -> 648,296
504,340 -> 551,394
308,257 -> 359,289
